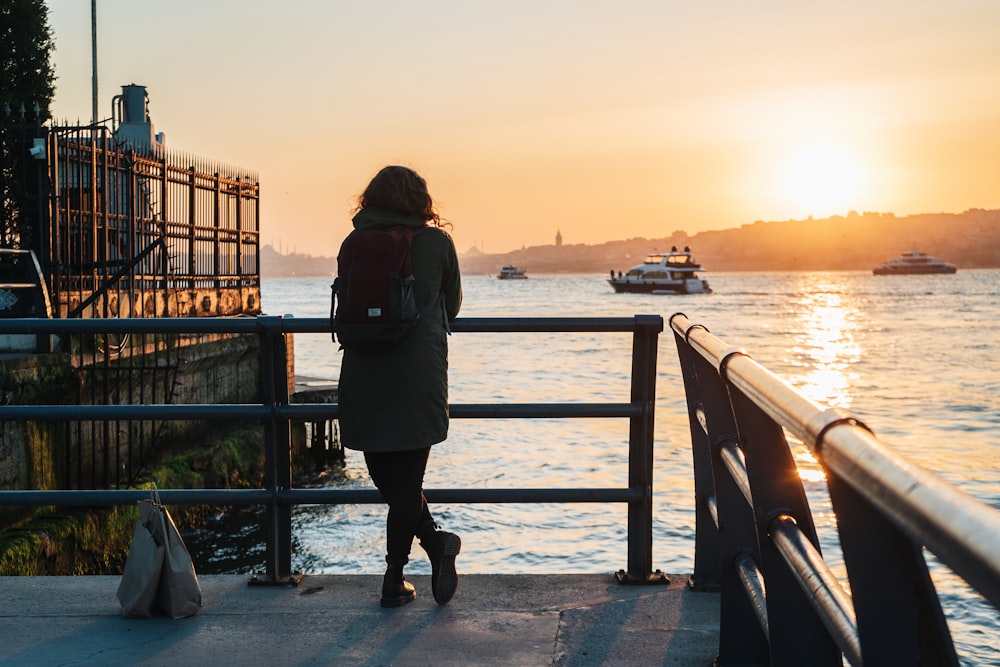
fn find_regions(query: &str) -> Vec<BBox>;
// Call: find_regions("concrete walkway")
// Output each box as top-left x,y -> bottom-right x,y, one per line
0,574 -> 720,666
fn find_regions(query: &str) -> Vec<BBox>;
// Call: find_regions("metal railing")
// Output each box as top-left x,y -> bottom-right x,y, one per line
670,312 -> 1000,667
0,314 -> 664,585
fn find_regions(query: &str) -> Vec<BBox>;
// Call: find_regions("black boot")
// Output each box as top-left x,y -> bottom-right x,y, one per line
380,557 -> 416,608
420,530 -> 461,605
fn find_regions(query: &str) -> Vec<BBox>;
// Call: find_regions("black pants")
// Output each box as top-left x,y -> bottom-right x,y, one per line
364,447 -> 437,563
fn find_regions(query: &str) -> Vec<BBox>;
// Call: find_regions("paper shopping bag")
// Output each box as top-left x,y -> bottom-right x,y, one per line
116,497 -> 166,618
155,499 -> 203,618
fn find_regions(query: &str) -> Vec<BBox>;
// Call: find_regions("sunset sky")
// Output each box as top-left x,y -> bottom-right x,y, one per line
45,1 -> 1000,256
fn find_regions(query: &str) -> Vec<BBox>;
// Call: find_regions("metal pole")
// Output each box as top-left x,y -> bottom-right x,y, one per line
91,0 -> 98,125
618,314 -> 666,584
670,318 -> 721,590
251,316 -> 300,586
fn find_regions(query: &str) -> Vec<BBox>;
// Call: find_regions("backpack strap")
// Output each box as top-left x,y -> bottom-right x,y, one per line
409,225 -> 445,330
419,290 -> 443,324
436,292 -> 451,335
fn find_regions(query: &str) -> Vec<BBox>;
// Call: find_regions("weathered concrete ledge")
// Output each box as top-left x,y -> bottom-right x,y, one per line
0,573 -> 721,666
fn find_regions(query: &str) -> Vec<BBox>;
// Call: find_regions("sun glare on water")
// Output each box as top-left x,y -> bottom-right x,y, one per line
779,142 -> 867,216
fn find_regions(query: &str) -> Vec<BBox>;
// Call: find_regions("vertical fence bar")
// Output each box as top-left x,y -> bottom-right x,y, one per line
235,177 -> 244,280
252,316 -> 298,585
213,172 -> 221,289
187,165 -> 196,284
618,314 -> 666,584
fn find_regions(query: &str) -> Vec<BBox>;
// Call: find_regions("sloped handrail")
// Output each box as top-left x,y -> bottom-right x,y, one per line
670,311 -> 1000,666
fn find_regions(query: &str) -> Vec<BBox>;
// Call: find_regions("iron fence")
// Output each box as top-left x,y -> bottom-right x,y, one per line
42,125 -> 260,319
2,121 -> 260,320
3,119 -> 262,488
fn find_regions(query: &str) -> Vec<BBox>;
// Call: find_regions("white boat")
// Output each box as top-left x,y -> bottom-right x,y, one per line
497,264 -> 528,279
872,250 -> 957,275
608,246 -> 711,294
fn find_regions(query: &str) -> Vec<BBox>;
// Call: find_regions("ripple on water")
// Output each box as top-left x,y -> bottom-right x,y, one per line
184,272 -> 1000,666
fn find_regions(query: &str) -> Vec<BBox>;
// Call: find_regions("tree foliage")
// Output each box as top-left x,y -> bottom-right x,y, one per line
1,0 -> 56,247
0,0 -> 56,122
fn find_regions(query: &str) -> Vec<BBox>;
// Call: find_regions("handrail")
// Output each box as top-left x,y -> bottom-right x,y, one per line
0,403 -> 642,421
0,314 -> 664,586
669,312 -> 999,666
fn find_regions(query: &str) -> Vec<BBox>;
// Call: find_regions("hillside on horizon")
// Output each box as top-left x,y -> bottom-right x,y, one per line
261,209 -> 1000,277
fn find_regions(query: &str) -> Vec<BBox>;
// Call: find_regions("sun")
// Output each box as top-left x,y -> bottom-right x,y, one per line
779,142 -> 866,216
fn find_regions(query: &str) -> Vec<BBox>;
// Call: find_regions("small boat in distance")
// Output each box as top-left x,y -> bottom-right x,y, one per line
872,250 -> 957,275
497,264 -> 528,279
608,246 -> 711,294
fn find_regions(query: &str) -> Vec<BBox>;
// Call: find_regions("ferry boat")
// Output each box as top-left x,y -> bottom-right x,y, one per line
872,250 -> 957,275
497,264 -> 528,280
608,246 -> 711,294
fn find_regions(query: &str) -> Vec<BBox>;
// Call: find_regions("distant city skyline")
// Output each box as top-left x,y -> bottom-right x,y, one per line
261,208 -> 1000,278
46,1 -> 1000,256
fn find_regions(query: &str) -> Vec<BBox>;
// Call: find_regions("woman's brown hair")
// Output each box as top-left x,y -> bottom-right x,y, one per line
356,165 -> 443,226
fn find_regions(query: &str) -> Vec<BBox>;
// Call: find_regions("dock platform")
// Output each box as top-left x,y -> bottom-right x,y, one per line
0,573 -> 719,666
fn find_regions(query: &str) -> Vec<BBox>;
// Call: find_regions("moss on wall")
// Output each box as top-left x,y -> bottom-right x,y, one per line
0,425 -> 267,576
0,506 -> 137,575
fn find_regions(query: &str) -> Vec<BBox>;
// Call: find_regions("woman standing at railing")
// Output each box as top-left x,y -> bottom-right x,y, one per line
335,165 -> 464,608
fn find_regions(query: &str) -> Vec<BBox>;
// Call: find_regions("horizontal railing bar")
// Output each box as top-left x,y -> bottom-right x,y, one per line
0,405 -> 271,421
0,317 -> 262,335
671,313 -> 823,449
286,404 -> 640,420
0,403 -> 640,421
706,495 -> 719,529
290,317 -> 649,334
0,316 -> 651,336
734,551 -> 770,639
0,487 -> 638,507
718,439 -> 753,507
0,489 -> 273,506
286,404 -> 641,420
695,405 -> 709,435
821,426 -> 1000,609
448,403 -> 641,419
770,515 -> 862,667
296,488 -> 639,504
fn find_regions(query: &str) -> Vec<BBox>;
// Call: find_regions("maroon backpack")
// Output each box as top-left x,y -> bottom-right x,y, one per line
331,226 -> 437,352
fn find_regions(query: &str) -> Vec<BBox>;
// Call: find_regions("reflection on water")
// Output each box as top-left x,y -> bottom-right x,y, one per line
200,271 -> 1000,666
786,276 -> 862,408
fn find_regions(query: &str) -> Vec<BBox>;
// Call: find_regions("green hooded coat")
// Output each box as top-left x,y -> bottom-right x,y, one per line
337,208 -> 462,452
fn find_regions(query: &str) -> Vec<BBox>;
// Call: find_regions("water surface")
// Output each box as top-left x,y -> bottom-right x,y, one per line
190,269 -> 999,665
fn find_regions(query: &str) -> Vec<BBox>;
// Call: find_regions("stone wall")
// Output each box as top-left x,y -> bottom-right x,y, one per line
0,333 -> 268,524
0,354 -> 76,503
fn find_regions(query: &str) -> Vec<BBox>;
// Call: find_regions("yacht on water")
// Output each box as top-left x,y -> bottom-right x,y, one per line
872,250 -> 957,275
608,246 -> 711,294
497,264 -> 528,279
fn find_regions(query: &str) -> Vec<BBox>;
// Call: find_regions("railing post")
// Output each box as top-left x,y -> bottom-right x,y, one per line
669,316 -> 721,591
251,315 -> 300,586
825,470 -> 960,665
687,342 -> 771,664
726,384 -> 841,665
617,314 -> 667,584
